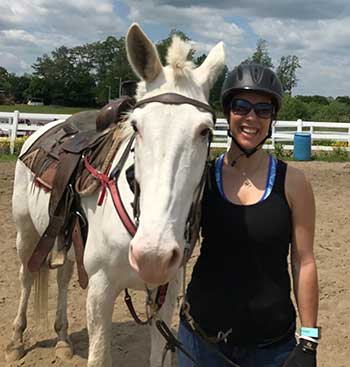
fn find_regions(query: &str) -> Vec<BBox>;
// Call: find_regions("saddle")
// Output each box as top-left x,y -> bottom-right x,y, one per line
20,96 -> 135,288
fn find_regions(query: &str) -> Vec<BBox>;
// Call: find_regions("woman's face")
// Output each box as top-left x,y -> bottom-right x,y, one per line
229,91 -> 273,150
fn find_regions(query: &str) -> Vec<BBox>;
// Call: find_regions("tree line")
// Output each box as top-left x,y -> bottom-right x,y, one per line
1,31 -> 350,122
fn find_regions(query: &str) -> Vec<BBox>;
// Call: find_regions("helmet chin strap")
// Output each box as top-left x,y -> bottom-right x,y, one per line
227,120 -> 273,166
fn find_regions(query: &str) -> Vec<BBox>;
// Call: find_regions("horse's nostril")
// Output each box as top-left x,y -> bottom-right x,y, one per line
168,248 -> 180,268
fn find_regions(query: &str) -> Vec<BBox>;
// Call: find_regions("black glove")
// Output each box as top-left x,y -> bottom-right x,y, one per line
282,338 -> 317,367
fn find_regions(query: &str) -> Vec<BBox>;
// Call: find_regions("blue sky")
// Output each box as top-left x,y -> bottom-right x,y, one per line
1,0 -> 350,97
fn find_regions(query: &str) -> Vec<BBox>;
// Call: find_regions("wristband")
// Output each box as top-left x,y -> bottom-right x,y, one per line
300,327 -> 321,339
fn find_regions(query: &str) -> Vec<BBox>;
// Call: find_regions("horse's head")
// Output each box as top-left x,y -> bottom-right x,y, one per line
126,23 -> 225,285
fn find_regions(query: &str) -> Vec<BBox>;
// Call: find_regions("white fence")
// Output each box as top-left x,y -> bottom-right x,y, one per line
1,111 -> 350,154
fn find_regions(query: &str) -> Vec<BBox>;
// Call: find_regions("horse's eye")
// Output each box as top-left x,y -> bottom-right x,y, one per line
200,128 -> 210,137
131,120 -> 138,133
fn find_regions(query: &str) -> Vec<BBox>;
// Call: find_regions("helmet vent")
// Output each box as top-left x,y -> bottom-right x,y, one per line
237,66 -> 243,80
271,74 -> 277,87
253,66 -> 262,83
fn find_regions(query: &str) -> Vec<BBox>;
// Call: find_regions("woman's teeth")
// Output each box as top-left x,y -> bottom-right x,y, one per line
241,127 -> 258,135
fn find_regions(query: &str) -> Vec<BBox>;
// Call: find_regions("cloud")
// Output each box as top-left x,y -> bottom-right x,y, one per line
0,0 -> 349,96
153,0 -> 350,20
0,1 -> 128,74
0,52 -> 29,73
250,17 -> 350,53
127,1 -> 244,46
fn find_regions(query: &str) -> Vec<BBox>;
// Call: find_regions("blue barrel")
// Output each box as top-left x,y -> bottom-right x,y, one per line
294,132 -> 311,161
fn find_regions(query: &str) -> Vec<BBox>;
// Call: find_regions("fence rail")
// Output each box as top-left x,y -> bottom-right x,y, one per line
1,111 -> 350,153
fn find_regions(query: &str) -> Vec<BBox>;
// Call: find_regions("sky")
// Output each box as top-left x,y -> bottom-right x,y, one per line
1,0 -> 350,97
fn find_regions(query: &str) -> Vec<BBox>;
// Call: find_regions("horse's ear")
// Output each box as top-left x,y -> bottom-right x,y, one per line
126,23 -> 163,82
193,42 -> 225,99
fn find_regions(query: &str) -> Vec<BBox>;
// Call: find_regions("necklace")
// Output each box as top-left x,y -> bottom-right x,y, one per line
227,152 -> 265,189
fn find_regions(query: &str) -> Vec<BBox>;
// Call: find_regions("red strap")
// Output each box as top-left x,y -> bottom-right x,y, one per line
108,179 -> 137,236
84,156 -> 110,206
156,284 -> 169,308
84,156 -> 136,236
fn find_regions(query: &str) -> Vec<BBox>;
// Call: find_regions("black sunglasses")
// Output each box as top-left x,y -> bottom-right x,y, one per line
230,98 -> 275,119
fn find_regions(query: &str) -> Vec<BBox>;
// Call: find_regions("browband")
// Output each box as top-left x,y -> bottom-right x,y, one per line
134,92 -> 216,124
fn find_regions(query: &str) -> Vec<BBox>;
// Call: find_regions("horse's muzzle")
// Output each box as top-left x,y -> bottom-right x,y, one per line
129,238 -> 182,285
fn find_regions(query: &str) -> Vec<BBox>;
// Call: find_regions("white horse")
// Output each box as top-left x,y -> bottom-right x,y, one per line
6,23 -> 225,367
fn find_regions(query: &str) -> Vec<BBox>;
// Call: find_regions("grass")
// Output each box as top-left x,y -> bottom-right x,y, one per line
0,154 -> 18,162
0,104 -> 95,114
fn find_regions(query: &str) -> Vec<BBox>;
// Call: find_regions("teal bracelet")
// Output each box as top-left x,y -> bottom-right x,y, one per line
300,327 -> 320,339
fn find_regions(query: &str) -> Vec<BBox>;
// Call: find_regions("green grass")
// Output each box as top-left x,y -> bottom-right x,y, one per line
0,104 -> 95,114
0,154 -> 18,162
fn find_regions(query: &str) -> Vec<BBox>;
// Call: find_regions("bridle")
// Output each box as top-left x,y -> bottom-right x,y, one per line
132,92 -> 216,260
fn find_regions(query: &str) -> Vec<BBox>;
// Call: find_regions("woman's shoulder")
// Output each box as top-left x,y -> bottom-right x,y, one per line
284,163 -> 314,208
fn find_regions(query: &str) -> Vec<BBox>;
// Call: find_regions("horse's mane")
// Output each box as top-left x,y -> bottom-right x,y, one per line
166,36 -> 194,79
135,36 -> 195,101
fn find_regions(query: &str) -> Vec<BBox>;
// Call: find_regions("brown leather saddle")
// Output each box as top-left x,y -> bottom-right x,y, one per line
20,96 -> 135,288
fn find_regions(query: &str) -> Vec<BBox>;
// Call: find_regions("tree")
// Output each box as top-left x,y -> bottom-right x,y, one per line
32,45 -> 97,106
7,74 -> 31,103
78,36 -> 136,104
194,54 -> 206,67
276,55 -> 301,94
242,39 -> 273,67
0,66 -> 11,96
278,94 -> 310,120
335,96 -> 350,105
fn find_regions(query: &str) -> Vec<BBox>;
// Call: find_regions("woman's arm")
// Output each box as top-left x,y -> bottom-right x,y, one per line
285,165 -> 319,328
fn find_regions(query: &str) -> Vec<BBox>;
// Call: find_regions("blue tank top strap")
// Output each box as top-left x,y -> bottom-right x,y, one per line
260,155 -> 277,202
215,153 -> 226,199
215,153 -> 277,203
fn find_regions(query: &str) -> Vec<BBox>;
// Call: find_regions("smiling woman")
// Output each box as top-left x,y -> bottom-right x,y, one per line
178,63 -> 320,367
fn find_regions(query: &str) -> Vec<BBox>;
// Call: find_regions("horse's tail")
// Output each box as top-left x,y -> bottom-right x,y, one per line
33,266 -> 49,327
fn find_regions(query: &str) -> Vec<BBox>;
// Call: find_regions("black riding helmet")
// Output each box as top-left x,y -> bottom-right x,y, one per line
221,63 -> 283,117
221,63 -> 284,160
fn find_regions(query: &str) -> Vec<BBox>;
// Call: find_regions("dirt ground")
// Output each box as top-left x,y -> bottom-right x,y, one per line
0,160 -> 349,367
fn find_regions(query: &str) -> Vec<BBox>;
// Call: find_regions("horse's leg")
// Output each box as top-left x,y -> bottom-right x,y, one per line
150,268 -> 183,367
86,271 -> 119,367
5,228 -> 39,362
54,258 -> 75,360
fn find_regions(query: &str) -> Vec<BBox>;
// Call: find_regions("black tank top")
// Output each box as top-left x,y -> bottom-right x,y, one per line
186,157 -> 296,345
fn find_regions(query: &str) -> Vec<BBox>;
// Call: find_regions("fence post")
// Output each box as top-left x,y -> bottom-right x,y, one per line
10,110 -> 19,154
297,119 -> 303,132
7,117 -> 12,137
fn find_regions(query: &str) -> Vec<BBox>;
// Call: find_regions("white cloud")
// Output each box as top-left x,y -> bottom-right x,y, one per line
0,52 -> 29,73
0,0 -> 349,96
0,1 -> 127,74
128,1 -> 241,40
154,0 -> 350,20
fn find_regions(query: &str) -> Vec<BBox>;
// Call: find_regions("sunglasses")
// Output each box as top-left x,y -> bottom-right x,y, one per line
230,99 -> 275,119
